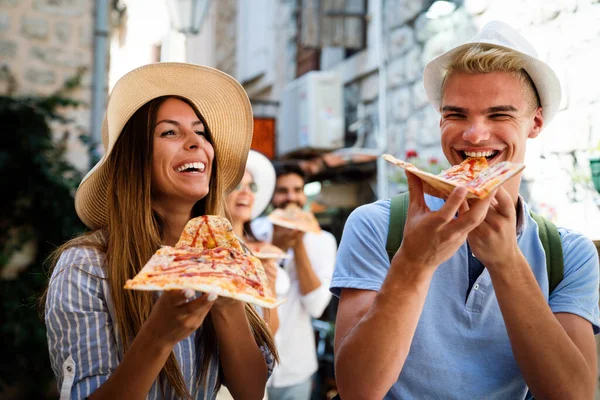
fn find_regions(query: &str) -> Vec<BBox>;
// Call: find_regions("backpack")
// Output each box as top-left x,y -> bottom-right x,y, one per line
385,192 -> 564,293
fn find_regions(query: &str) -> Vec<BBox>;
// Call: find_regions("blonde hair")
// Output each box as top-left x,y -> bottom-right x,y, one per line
43,96 -> 277,399
443,45 -> 541,110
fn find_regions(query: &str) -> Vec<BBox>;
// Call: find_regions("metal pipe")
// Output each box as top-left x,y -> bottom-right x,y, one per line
376,0 -> 389,199
90,0 -> 109,167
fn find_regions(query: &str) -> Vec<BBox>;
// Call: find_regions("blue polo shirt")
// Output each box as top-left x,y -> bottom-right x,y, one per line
330,196 -> 600,400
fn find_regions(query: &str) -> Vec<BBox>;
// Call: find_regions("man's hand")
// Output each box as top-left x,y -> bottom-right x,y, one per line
467,187 -> 522,270
272,224 -> 304,251
395,171 -> 496,274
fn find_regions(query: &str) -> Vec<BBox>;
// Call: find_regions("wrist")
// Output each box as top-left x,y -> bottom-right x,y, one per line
137,319 -> 175,355
486,250 -> 527,284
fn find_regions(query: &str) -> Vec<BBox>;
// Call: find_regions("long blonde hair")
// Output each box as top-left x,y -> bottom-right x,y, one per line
44,96 -> 277,398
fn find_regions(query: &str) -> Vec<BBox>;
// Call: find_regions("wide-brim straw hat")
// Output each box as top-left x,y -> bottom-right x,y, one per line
245,150 -> 276,219
75,62 -> 254,229
423,20 -> 561,128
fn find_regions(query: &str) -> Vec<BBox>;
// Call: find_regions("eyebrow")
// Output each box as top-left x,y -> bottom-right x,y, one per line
441,105 -> 519,114
155,119 -> 204,128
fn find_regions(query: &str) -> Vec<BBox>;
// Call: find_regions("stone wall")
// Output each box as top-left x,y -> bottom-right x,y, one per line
214,0 -> 237,77
0,0 -> 98,171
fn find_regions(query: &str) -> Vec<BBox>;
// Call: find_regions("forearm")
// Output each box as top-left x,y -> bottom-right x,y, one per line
490,255 -> 595,399
336,263 -> 433,399
265,307 -> 280,335
88,327 -> 172,400
294,242 -> 322,294
212,303 -> 268,399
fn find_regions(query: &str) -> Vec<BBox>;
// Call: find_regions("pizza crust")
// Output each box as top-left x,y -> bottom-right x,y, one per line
383,154 -> 525,199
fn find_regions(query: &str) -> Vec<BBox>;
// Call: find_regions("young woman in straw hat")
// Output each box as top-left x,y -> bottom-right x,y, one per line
43,63 -> 277,400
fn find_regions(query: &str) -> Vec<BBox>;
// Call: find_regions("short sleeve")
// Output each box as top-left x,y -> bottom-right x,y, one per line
45,247 -> 120,399
549,229 -> 600,333
259,344 -> 275,378
330,200 -> 392,297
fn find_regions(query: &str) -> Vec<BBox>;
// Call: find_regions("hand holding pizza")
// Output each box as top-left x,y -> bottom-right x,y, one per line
142,289 -> 216,349
393,171 -> 496,274
272,224 -> 305,251
467,186 -> 523,271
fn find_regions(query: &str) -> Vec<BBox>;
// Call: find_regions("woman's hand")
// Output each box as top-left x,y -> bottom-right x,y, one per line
142,289 -> 216,349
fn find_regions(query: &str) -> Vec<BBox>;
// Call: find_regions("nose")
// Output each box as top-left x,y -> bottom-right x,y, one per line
462,120 -> 490,144
185,131 -> 205,150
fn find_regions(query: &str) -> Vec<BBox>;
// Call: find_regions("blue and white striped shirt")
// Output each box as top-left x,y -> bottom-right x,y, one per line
45,244 -> 274,399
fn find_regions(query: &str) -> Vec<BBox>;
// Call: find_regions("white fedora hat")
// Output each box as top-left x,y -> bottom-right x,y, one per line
75,62 -> 254,229
423,20 -> 561,127
245,150 -> 276,219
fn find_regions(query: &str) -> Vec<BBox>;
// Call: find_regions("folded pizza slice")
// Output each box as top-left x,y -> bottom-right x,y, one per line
176,215 -> 244,252
268,204 -> 322,233
245,241 -> 290,260
382,154 -> 525,199
125,215 -> 282,308
124,246 -> 282,308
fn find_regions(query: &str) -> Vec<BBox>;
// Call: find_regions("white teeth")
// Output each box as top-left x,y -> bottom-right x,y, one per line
238,200 -> 249,206
176,162 -> 206,172
464,150 -> 497,158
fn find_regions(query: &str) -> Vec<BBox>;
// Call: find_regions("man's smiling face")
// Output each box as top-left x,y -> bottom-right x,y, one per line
439,70 -> 543,168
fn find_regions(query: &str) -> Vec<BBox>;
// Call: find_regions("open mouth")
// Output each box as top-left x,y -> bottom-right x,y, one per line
175,162 -> 206,174
460,150 -> 501,163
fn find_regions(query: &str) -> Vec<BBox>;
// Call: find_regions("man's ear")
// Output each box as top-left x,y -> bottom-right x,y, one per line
528,107 -> 544,139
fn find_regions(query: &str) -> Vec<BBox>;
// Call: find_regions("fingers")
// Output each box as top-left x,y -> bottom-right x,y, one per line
179,291 -> 217,313
406,171 -> 426,208
452,190 -> 497,232
160,289 -> 195,307
491,187 -> 513,218
436,186 -> 468,222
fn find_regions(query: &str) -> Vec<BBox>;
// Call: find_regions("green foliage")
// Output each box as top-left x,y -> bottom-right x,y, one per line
0,71 -> 88,398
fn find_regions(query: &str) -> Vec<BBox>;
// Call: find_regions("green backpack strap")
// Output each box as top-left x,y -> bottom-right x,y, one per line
386,192 -> 410,262
529,211 -> 564,293
384,194 -> 564,293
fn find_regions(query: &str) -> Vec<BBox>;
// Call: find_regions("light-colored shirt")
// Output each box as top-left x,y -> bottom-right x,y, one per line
251,217 -> 337,388
330,196 -> 600,400
45,244 -> 274,400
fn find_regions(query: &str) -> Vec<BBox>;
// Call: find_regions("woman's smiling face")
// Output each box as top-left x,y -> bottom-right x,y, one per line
151,97 -> 215,209
226,170 -> 256,225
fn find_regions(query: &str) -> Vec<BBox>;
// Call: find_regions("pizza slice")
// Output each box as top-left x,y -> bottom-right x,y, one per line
268,204 -> 322,233
176,215 -> 244,252
124,216 -> 282,308
245,241 -> 290,260
382,153 -> 525,199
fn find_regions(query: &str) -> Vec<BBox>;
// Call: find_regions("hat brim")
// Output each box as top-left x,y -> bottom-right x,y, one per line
75,63 -> 254,229
245,150 -> 275,219
423,42 -> 561,127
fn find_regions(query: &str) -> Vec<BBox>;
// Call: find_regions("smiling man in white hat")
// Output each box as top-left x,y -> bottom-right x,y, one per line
330,21 -> 599,399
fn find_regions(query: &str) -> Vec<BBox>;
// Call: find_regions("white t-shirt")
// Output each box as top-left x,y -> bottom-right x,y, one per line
251,217 -> 337,388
